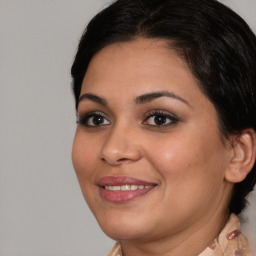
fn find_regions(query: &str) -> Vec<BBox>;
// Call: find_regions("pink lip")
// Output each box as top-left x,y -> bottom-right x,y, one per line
98,176 -> 157,203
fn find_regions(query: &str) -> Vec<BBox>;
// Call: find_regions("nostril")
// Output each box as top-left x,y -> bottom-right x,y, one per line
100,157 -> 107,162
117,158 -> 129,162
100,156 -> 131,165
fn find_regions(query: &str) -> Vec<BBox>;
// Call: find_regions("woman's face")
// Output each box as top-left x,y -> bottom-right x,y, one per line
72,38 -> 232,242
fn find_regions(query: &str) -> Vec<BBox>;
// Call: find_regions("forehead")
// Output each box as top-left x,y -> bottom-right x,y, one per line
81,38 -> 197,97
87,38 -> 188,73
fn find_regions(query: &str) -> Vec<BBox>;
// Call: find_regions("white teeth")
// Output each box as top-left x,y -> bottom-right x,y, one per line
105,186 -> 120,191
104,185 -> 154,191
113,186 -> 120,191
121,185 -> 131,191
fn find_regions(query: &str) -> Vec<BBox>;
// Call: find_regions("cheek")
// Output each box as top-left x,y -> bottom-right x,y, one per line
72,129 -> 97,180
146,137 -> 227,226
72,130 -> 102,210
146,133 -> 200,173
145,130 -> 225,191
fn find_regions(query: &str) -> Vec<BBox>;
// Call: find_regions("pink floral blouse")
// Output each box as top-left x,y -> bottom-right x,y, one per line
107,214 -> 251,256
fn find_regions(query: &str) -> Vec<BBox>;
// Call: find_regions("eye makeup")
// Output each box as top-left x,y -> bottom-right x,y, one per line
77,111 -> 110,127
143,109 -> 178,127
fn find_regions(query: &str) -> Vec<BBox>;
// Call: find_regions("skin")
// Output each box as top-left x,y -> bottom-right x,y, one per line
72,38 -> 236,256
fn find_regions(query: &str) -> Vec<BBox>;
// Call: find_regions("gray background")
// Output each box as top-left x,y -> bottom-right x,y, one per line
0,0 -> 255,255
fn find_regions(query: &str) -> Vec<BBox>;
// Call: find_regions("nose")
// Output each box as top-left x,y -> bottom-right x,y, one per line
99,124 -> 142,165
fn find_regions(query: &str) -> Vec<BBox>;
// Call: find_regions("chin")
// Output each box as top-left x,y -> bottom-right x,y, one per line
95,212 -> 154,241
102,226 -> 150,241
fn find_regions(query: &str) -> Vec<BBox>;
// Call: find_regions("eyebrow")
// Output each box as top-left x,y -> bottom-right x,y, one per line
135,90 -> 190,106
79,93 -> 108,106
78,90 -> 190,107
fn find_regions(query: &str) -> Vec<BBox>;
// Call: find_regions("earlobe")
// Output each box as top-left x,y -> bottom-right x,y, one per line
224,129 -> 256,183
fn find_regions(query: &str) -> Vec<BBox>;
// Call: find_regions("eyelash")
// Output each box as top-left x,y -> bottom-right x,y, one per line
77,110 -> 178,128
77,112 -> 110,127
143,110 -> 178,127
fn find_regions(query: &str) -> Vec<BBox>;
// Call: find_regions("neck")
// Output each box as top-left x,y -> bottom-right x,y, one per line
120,209 -> 230,256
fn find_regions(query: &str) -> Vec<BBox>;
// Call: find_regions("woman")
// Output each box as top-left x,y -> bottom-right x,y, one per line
71,0 -> 256,255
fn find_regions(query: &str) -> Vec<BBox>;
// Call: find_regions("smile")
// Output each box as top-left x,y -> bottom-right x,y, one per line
104,185 -> 153,191
98,176 -> 157,203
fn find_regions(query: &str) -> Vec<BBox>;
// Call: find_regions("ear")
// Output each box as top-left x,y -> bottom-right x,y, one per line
225,129 -> 256,183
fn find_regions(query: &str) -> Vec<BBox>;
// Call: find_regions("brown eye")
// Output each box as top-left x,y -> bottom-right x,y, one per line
152,115 -> 167,125
143,111 -> 178,126
78,113 -> 110,127
92,115 -> 105,126
147,114 -> 170,126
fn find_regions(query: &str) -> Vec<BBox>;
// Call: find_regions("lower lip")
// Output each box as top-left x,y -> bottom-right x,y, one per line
100,187 -> 155,203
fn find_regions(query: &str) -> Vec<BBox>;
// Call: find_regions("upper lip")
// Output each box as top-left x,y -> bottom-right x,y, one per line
98,176 -> 158,187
